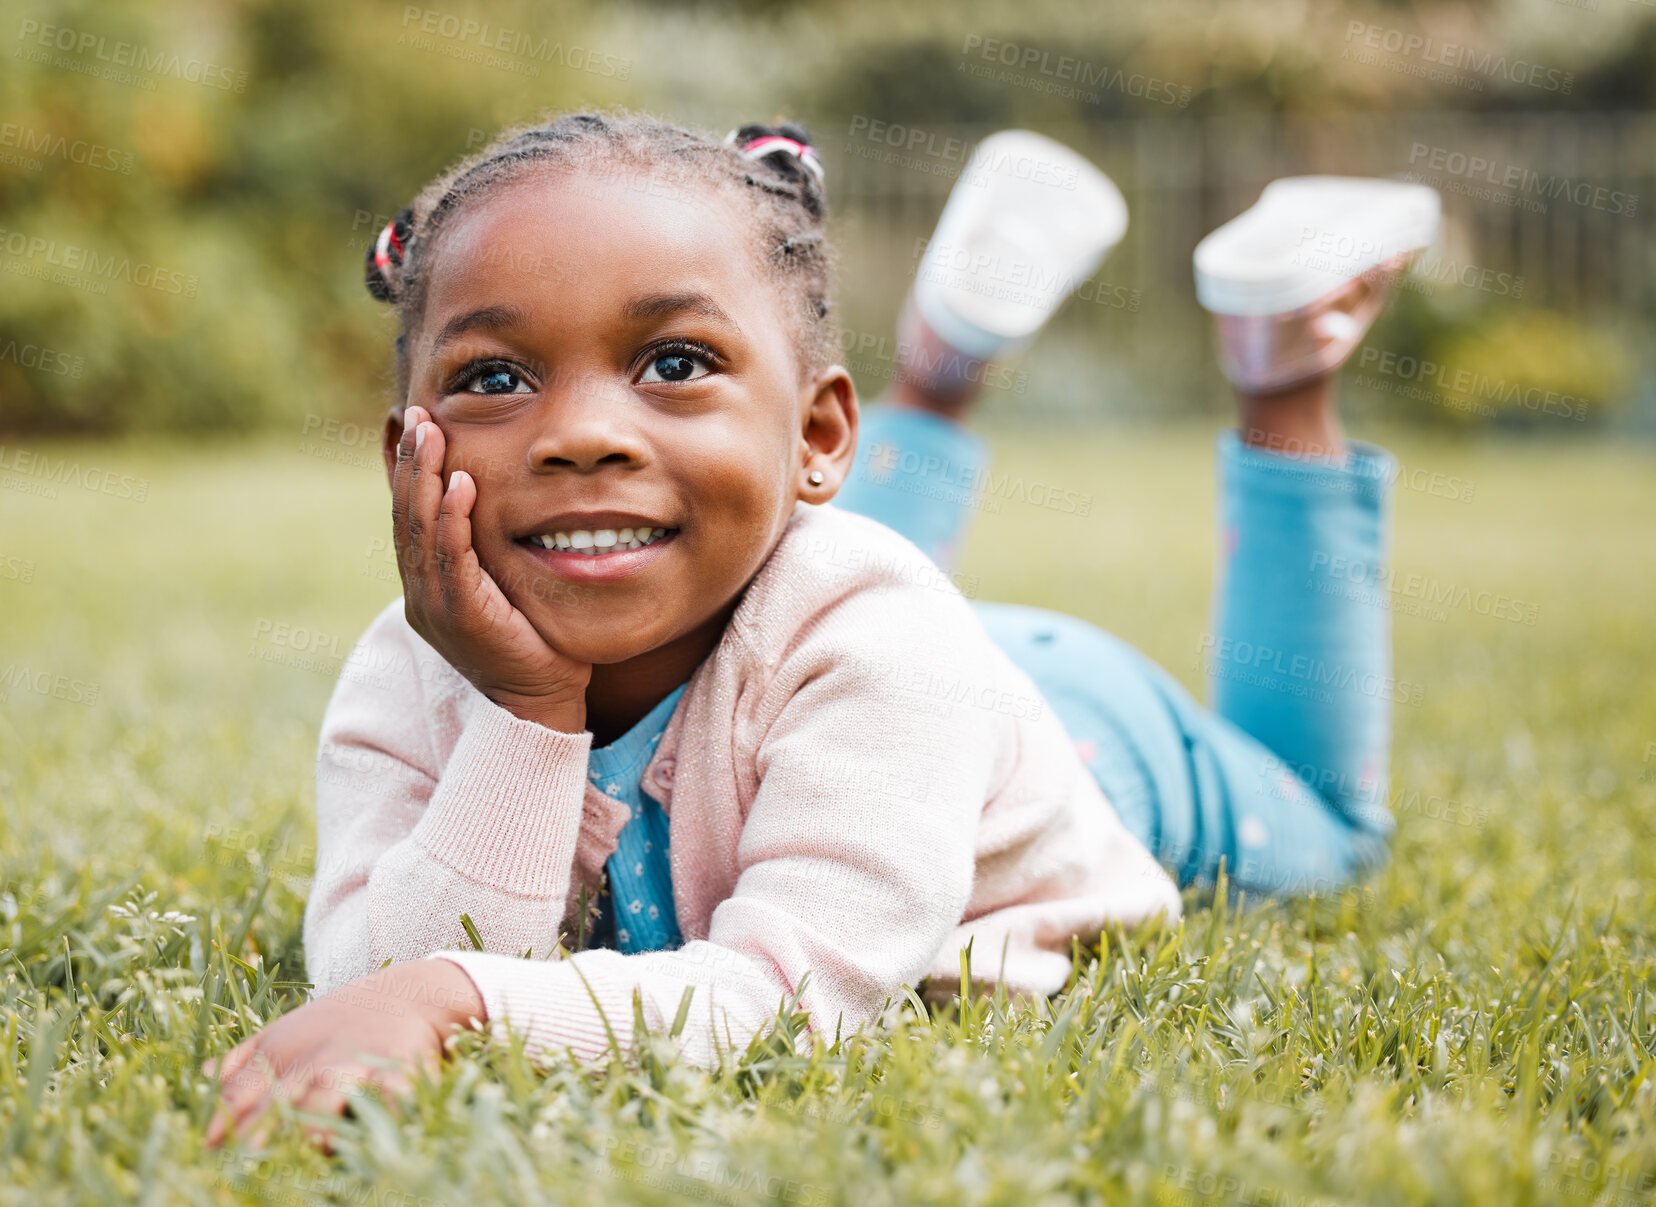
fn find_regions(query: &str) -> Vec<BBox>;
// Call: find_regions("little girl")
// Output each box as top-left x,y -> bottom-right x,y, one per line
206,111 -> 1437,1144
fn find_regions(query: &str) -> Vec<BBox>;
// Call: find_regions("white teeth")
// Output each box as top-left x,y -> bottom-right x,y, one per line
529,526 -> 675,555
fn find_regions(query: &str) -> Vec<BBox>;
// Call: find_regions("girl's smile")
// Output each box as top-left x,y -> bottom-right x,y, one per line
513,512 -> 681,584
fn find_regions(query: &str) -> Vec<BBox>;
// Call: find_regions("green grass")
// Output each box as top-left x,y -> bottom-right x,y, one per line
2,426 -> 1653,1206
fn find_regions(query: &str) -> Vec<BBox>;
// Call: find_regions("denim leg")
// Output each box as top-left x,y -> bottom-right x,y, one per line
833,401 -> 990,573
835,418 -> 1399,897
969,600 -> 1386,895
1207,431 -> 1398,838
960,432 -> 1398,897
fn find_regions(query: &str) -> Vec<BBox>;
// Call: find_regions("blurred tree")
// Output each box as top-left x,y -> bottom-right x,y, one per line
1,0 -> 1650,433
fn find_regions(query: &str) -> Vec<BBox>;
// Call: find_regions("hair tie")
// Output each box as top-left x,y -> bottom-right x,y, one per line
373,219 -> 405,272
725,130 -> 824,186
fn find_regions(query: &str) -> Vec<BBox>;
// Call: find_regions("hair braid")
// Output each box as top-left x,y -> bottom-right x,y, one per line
363,108 -> 837,400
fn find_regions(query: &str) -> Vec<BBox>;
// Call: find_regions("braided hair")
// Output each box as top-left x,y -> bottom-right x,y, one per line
363,109 -> 836,400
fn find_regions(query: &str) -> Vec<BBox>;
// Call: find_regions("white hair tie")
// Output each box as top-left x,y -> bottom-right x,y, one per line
724,130 -> 824,186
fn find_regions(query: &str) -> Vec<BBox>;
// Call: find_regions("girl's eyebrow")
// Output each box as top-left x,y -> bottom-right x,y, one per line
621,291 -> 736,328
430,304 -> 529,353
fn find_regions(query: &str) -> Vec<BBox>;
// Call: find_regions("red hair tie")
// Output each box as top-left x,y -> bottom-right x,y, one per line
725,131 -> 824,186
373,220 -> 405,271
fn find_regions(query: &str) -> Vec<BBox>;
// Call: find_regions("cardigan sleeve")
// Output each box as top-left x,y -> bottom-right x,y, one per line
301,603 -> 594,997
434,593 -> 1002,1069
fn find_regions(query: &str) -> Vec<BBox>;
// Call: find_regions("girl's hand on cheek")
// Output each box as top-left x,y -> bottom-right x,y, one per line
202,960 -> 484,1153
393,405 -> 593,733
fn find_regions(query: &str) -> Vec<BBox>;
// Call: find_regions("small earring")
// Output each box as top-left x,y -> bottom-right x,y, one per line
807,469 -> 825,486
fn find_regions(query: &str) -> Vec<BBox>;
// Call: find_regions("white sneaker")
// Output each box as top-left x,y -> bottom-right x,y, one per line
1194,176 -> 1441,317
1194,176 -> 1440,393
911,130 -> 1129,361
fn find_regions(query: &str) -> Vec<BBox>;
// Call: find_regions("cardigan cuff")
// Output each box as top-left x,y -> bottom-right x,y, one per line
431,948 -> 653,1065
410,696 -> 592,899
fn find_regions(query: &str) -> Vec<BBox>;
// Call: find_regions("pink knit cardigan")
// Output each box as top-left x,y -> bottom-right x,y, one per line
302,499 -> 1181,1067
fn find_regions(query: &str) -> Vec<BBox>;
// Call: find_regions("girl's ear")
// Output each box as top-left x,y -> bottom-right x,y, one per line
381,407 -> 406,490
797,366 -> 858,504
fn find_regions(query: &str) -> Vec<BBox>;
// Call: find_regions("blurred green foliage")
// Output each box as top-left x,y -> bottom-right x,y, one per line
1360,289 -> 1636,430
1435,308 -> 1635,427
1,0 -> 1653,434
0,0 -> 629,433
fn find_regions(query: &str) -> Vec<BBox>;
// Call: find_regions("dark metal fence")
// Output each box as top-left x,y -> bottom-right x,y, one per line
822,112 -> 1656,420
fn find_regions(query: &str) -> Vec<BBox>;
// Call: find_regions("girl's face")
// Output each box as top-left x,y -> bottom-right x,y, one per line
384,169 -> 856,667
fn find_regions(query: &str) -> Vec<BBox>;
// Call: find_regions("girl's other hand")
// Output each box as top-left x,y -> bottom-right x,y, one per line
392,404 -> 593,733
202,959 -> 484,1152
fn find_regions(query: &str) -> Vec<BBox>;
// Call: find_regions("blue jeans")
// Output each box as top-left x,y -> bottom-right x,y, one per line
834,403 -> 1396,896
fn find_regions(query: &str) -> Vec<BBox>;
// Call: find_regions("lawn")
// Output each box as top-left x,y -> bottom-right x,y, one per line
1,425 -> 1653,1206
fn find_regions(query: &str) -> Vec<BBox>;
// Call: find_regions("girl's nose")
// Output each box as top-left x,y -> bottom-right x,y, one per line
524,375 -> 648,472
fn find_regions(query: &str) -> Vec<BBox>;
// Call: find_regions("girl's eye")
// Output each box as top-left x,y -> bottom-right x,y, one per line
640,351 -> 711,384
463,366 -> 532,395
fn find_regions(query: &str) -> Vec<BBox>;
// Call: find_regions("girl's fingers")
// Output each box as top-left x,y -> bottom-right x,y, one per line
403,416 -> 448,603
288,1062 -> 406,1152
236,1061 -> 321,1151
205,1048 -> 277,1146
389,404 -> 427,571
366,1052 -> 423,1104
293,1071 -> 363,1128
201,1036 -> 259,1122
433,470 -> 490,623
296,1103 -> 345,1155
